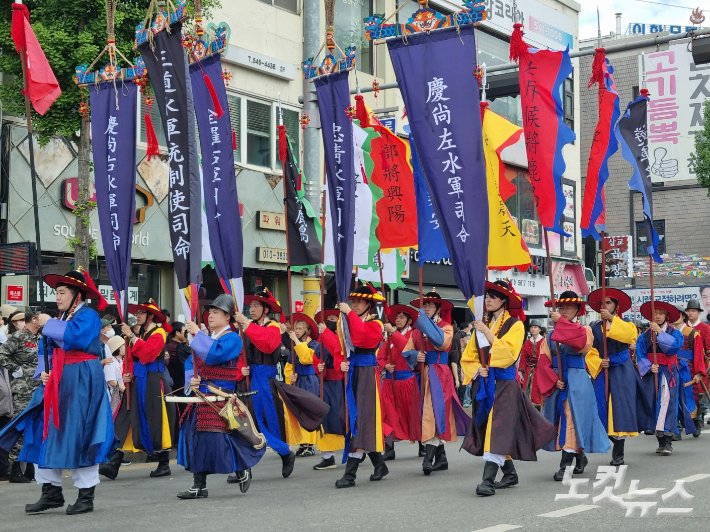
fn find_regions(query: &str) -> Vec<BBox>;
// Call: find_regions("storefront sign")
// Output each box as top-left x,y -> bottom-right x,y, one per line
295,300 -> 304,313
379,117 -> 396,133
98,285 -> 139,306
256,247 -> 288,264
223,46 -> 295,80
553,262 -> 589,296
62,178 -> 154,224
53,225 -> 150,247
626,286 -> 703,321
6,285 -> 23,303
604,235 -> 633,278
629,23 -> 697,35
256,211 -> 286,231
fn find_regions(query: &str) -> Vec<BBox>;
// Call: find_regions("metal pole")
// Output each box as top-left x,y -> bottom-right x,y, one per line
302,0 -> 321,210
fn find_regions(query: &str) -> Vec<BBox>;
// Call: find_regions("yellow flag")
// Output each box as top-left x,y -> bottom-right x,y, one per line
482,106 -> 532,271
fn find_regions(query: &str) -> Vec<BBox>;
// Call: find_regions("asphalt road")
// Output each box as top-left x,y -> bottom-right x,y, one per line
1,431 -> 708,532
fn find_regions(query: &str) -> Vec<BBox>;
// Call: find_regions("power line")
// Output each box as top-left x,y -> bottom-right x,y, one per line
633,0 -> 705,11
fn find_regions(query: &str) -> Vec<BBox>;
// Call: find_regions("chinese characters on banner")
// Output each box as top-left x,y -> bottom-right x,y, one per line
643,44 -> 710,183
604,235 -> 633,279
90,82 -> 138,320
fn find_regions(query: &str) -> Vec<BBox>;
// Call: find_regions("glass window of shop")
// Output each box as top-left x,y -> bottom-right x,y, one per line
488,95 -> 522,126
505,170 -> 543,249
335,0 -> 373,75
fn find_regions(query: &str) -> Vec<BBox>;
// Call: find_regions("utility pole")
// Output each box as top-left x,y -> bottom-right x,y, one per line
302,0 -> 321,211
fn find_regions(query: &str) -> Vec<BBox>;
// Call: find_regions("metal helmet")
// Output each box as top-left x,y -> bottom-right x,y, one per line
686,299 -> 703,311
529,319 -> 544,328
206,294 -> 236,316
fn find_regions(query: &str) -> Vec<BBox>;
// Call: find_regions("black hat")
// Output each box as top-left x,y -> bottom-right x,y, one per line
484,280 -> 523,309
675,305 -> 688,322
206,294 -> 236,322
349,285 -> 385,302
686,299 -> 703,312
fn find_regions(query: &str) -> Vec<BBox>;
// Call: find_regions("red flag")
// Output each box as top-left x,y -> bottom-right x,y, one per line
11,4 -> 61,115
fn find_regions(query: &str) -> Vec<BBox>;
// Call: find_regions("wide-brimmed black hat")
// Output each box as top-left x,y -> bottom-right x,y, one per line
44,270 -> 101,301
244,287 -> 283,315
686,299 -> 703,312
349,285 -> 385,302
291,312 -> 319,341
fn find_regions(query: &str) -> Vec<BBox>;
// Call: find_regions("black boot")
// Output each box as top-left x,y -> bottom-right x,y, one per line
8,461 -> 30,483
574,452 -> 588,474
66,487 -> 95,515
662,435 -> 673,455
281,451 -> 296,478
476,461 -> 499,496
227,469 -> 252,493
150,451 -> 171,477
422,444 -> 436,475
610,438 -> 625,466
656,435 -> 665,454
418,441 -> 426,457
494,460 -> 518,489
99,450 -> 124,480
25,484 -> 65,513
313,456 -> 336,470
693,417 -> 702,438
335,457 -> 360,488
368,452 -> 389,481
177,472 -> 208,499
554,451 -> 575,481
24,462 -> 35,481
432,444 -> 448,472
382,441 -> 395,461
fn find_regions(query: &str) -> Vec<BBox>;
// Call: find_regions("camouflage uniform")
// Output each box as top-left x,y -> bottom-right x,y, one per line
0,329 -> 40,463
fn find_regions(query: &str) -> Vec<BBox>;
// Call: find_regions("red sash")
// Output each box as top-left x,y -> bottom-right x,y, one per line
655,353 -> 677,368
43,348 -> 95,439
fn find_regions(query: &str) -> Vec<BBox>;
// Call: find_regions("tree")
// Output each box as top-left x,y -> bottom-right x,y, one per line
692,99 -> 710,197
0,0 -> 219,268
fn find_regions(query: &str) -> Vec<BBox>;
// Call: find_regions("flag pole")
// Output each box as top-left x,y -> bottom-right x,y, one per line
543,228 -> 564,382
650,255 -> 658,401
601,232 -> 609,400
318,180 -> 327,401
377,250 -> 395,408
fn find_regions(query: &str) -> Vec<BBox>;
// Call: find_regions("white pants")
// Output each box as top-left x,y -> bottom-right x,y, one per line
35,465 -> 100,489
655,374 -> 670,433
423,436 -> 442,446
348,450 -> 364,459
321,451 -> 335,459
483,452 -> 506,466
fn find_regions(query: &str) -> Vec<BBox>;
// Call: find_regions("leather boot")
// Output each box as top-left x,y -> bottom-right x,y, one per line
99,450 -> 124,480
25,484 -> 65,513
368,452 -> 389,481
494,460 -> 518,489
418,441 -> 426,457
475,461 -> 499,497
693,417 -> 702,438
554,451 -> 575,481
281,451 -> 296,478
335,457 -> 360,488
422,444 -> 436,475
574,452 -> 588,474
66,487 -> 95,515
24,462 -> 35,481
432,444 -> 448,472
610,438 -> 625,466
656,435 -> 665,454
177,472 -> 208,499
8,461 -> 30,483
150,451 -> 171,477
227,469 -> 252,494
382,441 -> 395,461
662,435 -> 673,455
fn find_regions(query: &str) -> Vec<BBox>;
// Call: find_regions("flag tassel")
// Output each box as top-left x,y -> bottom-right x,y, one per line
509,23 -> 528,62
277,124 -> 288,164
232,129 -> 237,150
480,101 -> 489,124
588,48 -> 606,88
355,94 -> 370,127
203,73 -> 225,118
144,113 -> 160,160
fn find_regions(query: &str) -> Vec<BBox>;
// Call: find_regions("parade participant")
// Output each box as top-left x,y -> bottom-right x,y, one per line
0,312 -> 41,483
406,291 -> 469,475
518,319 -> 547,409
461,280 -> 556,497
671,306 -> 706,437
684,300 -> 710,427
176,294 -> 266,499
313,309 -> 345,470
234,288 -> 329,480
377,304 -> 419,461
538,291 -> 611,481
335,285 -> 389,488
636,301 -> 691,456
100,300 -> 175,480
587,288 -> 654,466
284,313 -> 321,457
26,270 -> 113,514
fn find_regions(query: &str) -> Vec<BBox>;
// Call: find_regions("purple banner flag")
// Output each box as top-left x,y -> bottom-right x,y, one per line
315,71 -> 355,303
90,82 -> 138,321
138,22 -> 202,317
388,25 -> 488,302
190,53 -> 244,308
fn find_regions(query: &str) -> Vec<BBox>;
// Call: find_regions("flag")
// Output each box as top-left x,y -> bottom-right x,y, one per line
615,89 -> 662,263
369,124 -> 418,250
581,50 -> 620,241
357,248 -> 407,289
191,53 -> 244,309
90,82 -> 138,322
481,104 -> 532,271
388,25 -> 488,304
511,25 -> 576,236
138,21 -> 202,319
11,4 -> 60,115
315,71 -> 355,302
408,128 -> 449,266
278,126 -> 322,270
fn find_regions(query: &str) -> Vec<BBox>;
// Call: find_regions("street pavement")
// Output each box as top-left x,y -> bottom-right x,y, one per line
1,431 -> 709,532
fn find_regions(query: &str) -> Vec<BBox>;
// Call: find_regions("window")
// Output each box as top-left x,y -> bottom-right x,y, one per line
488,95 -> 522,126
562,74 -> 574,132
258,0 -> 299,14
228,95 -> 242,164
505,169 -> 542,249
636,220 -> 666,256
335,0 -> 373,75
246,100 -> 271,168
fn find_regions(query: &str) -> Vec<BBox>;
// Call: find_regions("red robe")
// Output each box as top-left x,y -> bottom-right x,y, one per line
680,325 -> 708,406
688,320 -> 710,404
519,336 -> 546,405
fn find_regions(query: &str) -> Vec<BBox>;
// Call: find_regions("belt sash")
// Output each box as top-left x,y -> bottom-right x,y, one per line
474,365 -> 516,426
392,369 -> 414,381
324,368 -> 343,381
250,364 -> 290,455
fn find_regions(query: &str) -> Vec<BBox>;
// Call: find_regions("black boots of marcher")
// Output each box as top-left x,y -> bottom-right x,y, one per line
150,451 -> 171,477
422,444 -> 436,475
493,460 -> 519,489
281,451 -> 296,478
382,441 -> 395,461
25,484 -> 65,513
432,444 -> 448,471
693,417 -> 703,438
574,452 -> 588,474
335,457 -> 360,488
227,469 -> 252,493
610,438 -> 625,466
418,441 -> 426,457
177,472 -> 208,499
8,461 -> 30,483
422,444 -> 448,475
99,450 -> 124,480
368,452 -> 389,481
66,487 -> 95,515
554,451 -> 575,481
476,461 -> 499,496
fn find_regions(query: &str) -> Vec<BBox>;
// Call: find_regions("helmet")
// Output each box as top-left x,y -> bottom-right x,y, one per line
206,294 -> 236,318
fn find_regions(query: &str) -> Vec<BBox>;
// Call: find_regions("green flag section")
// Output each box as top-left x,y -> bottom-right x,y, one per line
357,248 -> 408,289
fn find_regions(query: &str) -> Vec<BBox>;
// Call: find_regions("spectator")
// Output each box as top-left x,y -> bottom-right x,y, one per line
7,311 -> 27,336
104,336 -> 126,415
99,318 -> 117,363
164,321 -> 190,392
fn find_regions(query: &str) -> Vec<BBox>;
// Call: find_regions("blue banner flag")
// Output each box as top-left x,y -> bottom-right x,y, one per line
388,25 -> 488,301
315,71 -> 355,303
190,53 -> 244,308
90,82 -> 138,321
408,128 -> 449,266
615,91 -> 662,263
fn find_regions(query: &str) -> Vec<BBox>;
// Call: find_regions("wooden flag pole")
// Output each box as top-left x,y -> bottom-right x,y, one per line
601,231 -> 609,399
543,229 -> 564,381
650,255 -> 658,401
377,250 -> 396,409
318,165 -> 327,401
